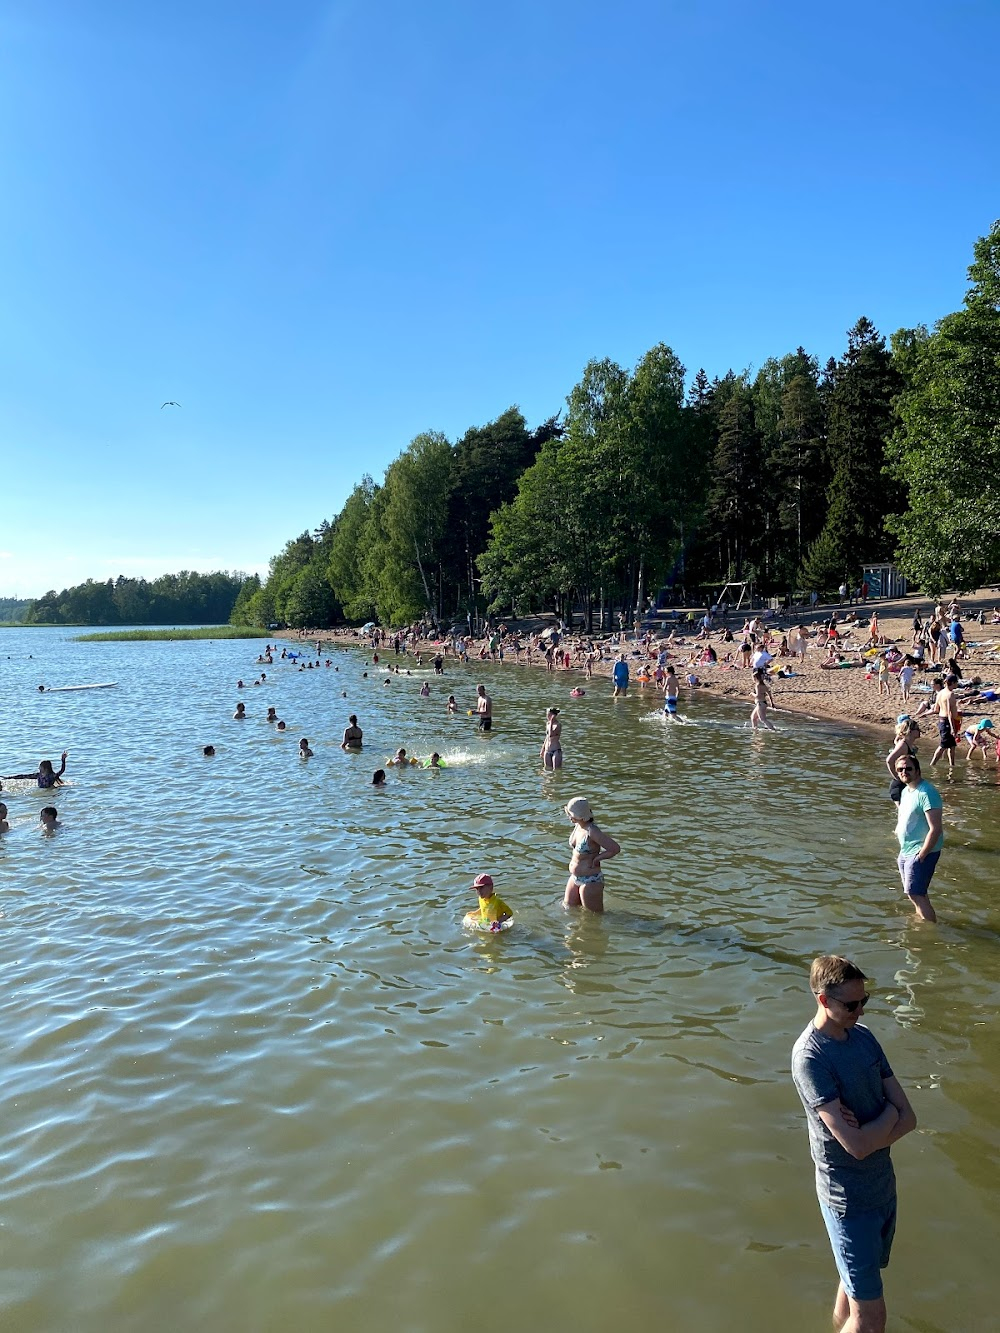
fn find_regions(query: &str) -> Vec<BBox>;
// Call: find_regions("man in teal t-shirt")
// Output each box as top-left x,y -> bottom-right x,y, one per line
892,754 -> 943,922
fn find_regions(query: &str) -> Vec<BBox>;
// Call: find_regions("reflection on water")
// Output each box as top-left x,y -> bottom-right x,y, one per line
1,627 -> 999,1332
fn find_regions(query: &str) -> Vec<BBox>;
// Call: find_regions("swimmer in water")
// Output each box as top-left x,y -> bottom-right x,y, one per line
341,715 -> 363,750
372,769 -> 386,786
447,695 -> 457,713
563,797 -> 620,913
427,751 -> 444,768
233,702 -> 247,719
203,745 -> 216,756
387,748 -> 416,767
299,738 -> 314,758
3,752 -> 68,788
39,806 -> 60,833
276,721 -> 287,732
237,679 -> 245,689
266,707 -> 278,723
419,681 -> 431,697
466,874 -> 512,930
0,802 -> 9,834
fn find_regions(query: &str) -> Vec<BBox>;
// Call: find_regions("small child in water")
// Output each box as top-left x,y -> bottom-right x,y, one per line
447,695 -> 457,713
466,873 -> 512,931
0,802 -> 9,833
39,806 -> 60,833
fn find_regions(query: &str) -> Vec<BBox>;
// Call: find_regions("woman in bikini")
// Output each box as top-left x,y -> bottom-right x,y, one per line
563,797 -> 620,912
541,707 -> 563,770
886,717 -> 921,803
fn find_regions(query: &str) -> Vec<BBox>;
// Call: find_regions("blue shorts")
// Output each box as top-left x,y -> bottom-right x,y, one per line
665,697 -> 678,714
819,1199 -> 896,1302
897,850 -> 940,896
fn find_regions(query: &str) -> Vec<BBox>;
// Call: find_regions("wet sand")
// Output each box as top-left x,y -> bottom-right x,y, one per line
294,588 -> 1000,738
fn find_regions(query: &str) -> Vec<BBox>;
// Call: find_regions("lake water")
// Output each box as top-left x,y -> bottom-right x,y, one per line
1,627 -> 998,1333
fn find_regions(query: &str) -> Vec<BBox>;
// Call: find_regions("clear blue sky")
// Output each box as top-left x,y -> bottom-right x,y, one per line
2,0 -> 998,598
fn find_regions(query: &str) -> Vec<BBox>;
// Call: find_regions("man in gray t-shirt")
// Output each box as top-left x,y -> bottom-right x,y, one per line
791,955 -> 917,1333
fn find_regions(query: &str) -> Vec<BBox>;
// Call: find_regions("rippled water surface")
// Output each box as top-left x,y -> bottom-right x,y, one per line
1,627 -> 998,1332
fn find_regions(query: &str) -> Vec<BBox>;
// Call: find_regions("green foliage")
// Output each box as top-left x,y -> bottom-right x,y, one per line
26,571 -> 250,626
244,217 -> 999,621
887,220 -> 1000,591
808,318 -> 902,582
76,626 -> 270,642
0,597 -> 32,623
327,478 -> 378,621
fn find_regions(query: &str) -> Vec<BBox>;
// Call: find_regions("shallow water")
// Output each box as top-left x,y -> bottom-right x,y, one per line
1,628 -> 998,1332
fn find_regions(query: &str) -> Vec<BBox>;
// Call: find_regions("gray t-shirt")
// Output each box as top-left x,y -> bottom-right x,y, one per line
791,1021 -> 896,1211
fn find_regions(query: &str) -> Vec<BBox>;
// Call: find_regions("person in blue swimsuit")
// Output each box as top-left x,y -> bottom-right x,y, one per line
4,752 -> 68,788
563,797 -> 620,912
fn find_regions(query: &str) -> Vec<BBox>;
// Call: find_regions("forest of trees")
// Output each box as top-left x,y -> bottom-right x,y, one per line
19,224 -> 997,635
0,597 -> 32,624
242,224 -> 1000,630
24,571 -> 250,626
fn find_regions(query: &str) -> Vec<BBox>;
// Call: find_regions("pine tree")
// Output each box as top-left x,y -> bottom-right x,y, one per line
809,318 -> 902,582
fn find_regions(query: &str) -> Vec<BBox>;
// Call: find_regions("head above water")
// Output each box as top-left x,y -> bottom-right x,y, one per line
40,806 -> 58,821
372,769 -> 386,785
203,745 -> 216,756
810,954 -> 867,998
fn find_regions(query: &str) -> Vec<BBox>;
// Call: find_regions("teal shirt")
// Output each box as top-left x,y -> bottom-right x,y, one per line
895,779 -> 943,855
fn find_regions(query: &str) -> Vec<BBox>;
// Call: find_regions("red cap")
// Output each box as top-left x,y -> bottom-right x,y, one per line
472,874 -> 494,890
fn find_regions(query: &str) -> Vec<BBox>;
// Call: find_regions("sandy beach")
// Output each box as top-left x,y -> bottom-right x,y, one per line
295,587 -> 1000,739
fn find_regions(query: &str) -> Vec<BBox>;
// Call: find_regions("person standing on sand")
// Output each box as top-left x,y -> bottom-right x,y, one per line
893,755 -> 942,923
791,954 -> 916,1333
476,684 -> 493,731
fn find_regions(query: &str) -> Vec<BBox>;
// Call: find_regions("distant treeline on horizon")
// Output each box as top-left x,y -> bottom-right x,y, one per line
0,597 -> 32,623
230,220 -> 999,633
19,571 -> 250,627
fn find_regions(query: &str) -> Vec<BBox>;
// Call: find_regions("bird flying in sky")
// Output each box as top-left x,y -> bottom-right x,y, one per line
161,401 -> 181,408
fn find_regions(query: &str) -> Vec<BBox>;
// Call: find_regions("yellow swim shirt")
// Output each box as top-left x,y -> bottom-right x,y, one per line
473,893 -> 511,922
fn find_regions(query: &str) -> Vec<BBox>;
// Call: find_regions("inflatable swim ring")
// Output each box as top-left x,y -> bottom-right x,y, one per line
463,913 -> 513,932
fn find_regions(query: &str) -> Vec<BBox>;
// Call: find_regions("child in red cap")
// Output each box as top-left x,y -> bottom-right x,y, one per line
465,874 -> 512,931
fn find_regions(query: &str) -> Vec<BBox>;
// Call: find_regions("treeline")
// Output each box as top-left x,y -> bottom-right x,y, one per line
239,220 -> 1000,630
26,571 -> 251,626
0,597 -> 32,624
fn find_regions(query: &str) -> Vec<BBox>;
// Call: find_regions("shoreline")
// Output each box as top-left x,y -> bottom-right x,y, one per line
284,587 -> 1000,744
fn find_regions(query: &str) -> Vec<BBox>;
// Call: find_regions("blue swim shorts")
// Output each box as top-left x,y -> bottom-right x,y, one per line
665,697 -> 678,714
897,850 -> 940,897
819,1199 -> 896,1302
